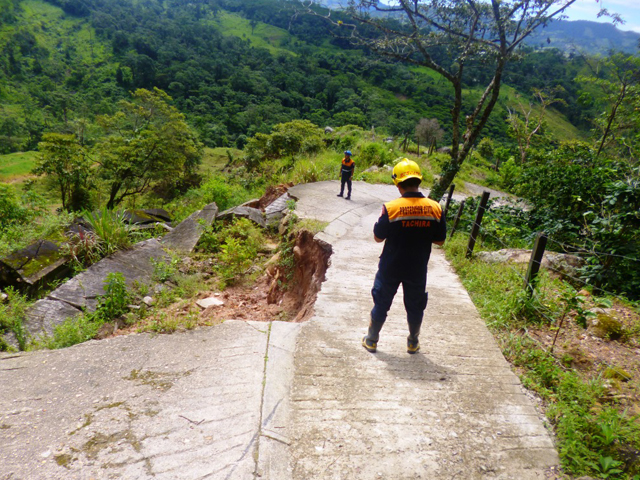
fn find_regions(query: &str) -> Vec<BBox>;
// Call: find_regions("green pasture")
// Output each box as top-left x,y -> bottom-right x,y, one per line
19,0 -> 110,64
200,147 -> 243,175
211,12 -> 295,56
0,151 -> 38,182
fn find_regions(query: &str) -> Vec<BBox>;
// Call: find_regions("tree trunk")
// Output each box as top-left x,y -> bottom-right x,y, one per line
596,84 -> 626,158
106,181 -> 122,210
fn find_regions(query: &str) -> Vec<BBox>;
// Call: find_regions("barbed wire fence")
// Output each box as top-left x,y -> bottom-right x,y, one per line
442,189 -> 640,357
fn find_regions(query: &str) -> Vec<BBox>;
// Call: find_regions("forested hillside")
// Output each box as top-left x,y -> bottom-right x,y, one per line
1,0 -> 597,154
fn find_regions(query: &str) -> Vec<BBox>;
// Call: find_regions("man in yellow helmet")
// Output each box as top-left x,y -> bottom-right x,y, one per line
363,159 -> 447,354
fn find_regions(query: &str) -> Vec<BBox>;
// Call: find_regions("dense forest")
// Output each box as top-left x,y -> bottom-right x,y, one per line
0,0 -> 605,153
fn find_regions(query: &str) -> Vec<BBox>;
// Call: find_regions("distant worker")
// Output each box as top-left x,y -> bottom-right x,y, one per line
337,150 -> 355,200
363,158 -> 446,354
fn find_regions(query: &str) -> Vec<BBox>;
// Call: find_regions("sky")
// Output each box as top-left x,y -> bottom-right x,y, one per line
563,0 -> 640,33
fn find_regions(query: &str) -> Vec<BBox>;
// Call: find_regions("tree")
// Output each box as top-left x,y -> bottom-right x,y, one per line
310,0 -> 581,198
507,86 -> 565,164
243,120 -> 324,170
94,88 -> 202,209
33,133 -> 92,211
577,53 -> 640,159
415,118 -> 444,155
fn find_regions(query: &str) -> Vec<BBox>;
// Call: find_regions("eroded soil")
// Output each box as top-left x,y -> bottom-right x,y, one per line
524,297 -> 640,417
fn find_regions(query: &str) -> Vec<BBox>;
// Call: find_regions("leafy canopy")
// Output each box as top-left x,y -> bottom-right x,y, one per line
94,88 -> 202,208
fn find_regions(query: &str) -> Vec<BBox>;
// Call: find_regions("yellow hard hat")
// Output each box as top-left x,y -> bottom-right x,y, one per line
392,158 -> 422,186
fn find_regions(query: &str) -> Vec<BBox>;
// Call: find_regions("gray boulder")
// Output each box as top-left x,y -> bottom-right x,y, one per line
476,249 -> 584,279
265,193 -> 293,227
161,203 -> 218,253
217,206 -> 266,228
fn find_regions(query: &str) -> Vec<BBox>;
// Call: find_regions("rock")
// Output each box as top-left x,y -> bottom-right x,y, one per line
142,296 -> 155,306
196,297 -> 225,309
364,166 -> 380,173
122,208 -> 171,225
259,243 -> 278,254
0,239 -> 71,293
544,252 -> 585,279
239,198 -> 261,209
589,313 -> 624,340
13,298 -> 82,347
217,206 -> 266,228
265,252 -> 281,276
279,211 -> 295,236
474,249 -> 585,279
475,249 -> 531,264
162,203 -> 218,253
0,292 -> 7,303
324,126 -> 334,134
384,137 -> 394,143
265,193 -> 293,227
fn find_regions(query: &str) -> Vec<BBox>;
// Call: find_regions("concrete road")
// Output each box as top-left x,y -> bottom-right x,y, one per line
280,181 -> 558,479
0,180 -> 558,479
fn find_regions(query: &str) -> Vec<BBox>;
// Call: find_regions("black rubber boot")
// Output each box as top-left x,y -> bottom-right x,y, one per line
407,321 -> 422,354
362,319 -> 384,353
337,193 -> 343,197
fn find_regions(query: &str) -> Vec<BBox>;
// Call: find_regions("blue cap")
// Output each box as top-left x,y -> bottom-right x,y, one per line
345,150 -> 352,155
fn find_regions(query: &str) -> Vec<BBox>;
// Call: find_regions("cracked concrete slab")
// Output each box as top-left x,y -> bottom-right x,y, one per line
0,321 -> 269,479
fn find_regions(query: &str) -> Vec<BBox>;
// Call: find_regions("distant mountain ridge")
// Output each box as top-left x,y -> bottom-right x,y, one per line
527,19 -> 640,55
314,1 -> 639,55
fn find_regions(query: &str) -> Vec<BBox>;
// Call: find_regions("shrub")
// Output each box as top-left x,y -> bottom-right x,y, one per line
82,207 -> 131,257
498,157 -> 522,191
0,288 -> 30,351
358,142 -> 392,168
197,217 -> 266,288
244,120 -> 324,169
198,174 -> 253,212
0,184 -> 31,229
45,272 -> 131,349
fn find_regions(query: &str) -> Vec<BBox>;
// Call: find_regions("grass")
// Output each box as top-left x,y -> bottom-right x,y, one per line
500,84 -> 584,142
199,147 -> 243,175
0,151 -> 38,183
210,11 -> 295,56
443,233 -> 640,479
19,0 -> 109,65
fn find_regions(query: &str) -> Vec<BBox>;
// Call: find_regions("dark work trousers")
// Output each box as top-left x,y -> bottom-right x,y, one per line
339,176 -> 352,196
370,269 -> 429,325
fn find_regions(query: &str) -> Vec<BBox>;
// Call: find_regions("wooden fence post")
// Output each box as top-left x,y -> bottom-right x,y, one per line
524,232 -> 548,296
466,191 -> 490,258
449,200 -> 465,239
443,184 -> 455,218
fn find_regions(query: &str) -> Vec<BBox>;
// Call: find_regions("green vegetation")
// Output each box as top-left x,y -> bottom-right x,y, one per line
197,217 -> 267,288
444,235 -> 640,478
211,11 -> 294,56
0,151 -> 38,182
0,287 -> 29,350
45,272 -> 130,349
